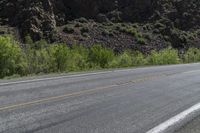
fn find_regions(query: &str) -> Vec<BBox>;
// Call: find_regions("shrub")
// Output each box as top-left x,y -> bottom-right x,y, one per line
0,36 -> 27,78
148,48 -> 180,65
49,44 -> 70,72
63,26 -> 74,34
88,45 -> 114,68
31,39 -> 48,50
184,48 -> 200,63
109,51 -> 132,68
127,28 -> 138,37
26,48 -> 53,74
77,17 -> 88,23
24,35 -> 33,45
155,22 -> 166,29
2,35 -> 196,79
137,37 -> 145,44
80,27 -> 89,34
132,51 -> 147,66
68,45 -> 89,71
75,22 -> 83,27
119,26 -> 145,44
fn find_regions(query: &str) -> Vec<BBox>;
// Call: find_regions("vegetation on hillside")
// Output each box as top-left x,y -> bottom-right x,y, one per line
0,35 -> 199,79
0,0 -> 199,53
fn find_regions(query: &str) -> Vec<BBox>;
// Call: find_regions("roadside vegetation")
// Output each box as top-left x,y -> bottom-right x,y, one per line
0,35 -> 199,78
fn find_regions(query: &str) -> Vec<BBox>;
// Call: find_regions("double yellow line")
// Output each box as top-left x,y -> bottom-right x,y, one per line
0,74 -> 167,112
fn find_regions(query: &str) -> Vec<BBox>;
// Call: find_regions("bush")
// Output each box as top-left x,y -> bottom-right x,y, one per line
76,17 -> 88,23
67,45 -> 89,71
49,44 -> 71,72
109,51 -> 132,68
137,37 -> 145,44
63,26 -> 74,34
26,43 -> 89,73
0,36 -> 27,78
88,45 -> 114,68
3,35 -> 200,79
26,48 -> 53,74
80,27 -> 89,34
148,48 -> 180,65
183,48 -> 200,63
24,35 -> 33,45
119,26 -> 145,44
132,51 -> 147,66
109,51 -> 147,68
75,22 -> 83,27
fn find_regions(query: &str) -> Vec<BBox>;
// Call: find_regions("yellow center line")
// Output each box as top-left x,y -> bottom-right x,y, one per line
0,84 -> 118,112
0,73 -> 168,112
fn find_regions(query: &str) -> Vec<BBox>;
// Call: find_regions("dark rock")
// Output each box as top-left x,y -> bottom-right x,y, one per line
0,0 -> 199,52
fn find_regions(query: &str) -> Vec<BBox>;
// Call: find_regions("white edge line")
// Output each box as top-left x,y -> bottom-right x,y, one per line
182,70 -> 200,74
147,102 -> 200,133
0,71 -> 112,86
0,68 -> 142,86
1,64 -> 200,86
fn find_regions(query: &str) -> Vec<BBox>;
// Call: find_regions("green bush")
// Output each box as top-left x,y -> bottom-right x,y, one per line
26,48 -> 53,74
120,26 -> 145,44
148,48 -> 180,65
109,51 -> 132,68
4,35 -> 200,79
109,51 -> 147,68
49,44 -> 70,72
34,40 -> 48,50
67,45 -> 89,71
131,51 -> 147,66
24,35 -> 33,45
0,36 -> 27,78
88,45 -> 114,68
137,37 -> 145,44
184,48 -> 200,63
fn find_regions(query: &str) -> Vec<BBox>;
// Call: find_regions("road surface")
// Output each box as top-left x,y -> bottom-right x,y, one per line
175,116 -> 200,133
1,63 -> 200,133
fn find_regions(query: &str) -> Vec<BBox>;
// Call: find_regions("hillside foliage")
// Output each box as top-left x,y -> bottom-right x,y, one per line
0,35 -> 200,78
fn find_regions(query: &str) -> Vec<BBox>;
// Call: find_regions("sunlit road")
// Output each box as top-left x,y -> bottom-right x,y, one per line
1,63 -> 200,133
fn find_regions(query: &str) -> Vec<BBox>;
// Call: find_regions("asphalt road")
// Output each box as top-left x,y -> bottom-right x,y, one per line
1,63 -> 200,133
175,116 -> 200,133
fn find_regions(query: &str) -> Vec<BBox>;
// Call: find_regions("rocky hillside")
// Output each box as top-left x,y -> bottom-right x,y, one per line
0,0 -> 200,52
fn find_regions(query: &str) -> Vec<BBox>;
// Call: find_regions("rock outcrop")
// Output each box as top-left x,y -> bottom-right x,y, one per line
0,0 -> 199,51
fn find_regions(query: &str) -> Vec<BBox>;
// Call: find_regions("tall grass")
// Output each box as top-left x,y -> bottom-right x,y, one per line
0,35 -> 200,78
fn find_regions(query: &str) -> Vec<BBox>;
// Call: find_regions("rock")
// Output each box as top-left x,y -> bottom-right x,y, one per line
0,0 -> 56,41
0,0 -> 199,49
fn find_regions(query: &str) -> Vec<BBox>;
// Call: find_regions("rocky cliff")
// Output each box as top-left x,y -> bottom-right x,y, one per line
0,0 -> 200,52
